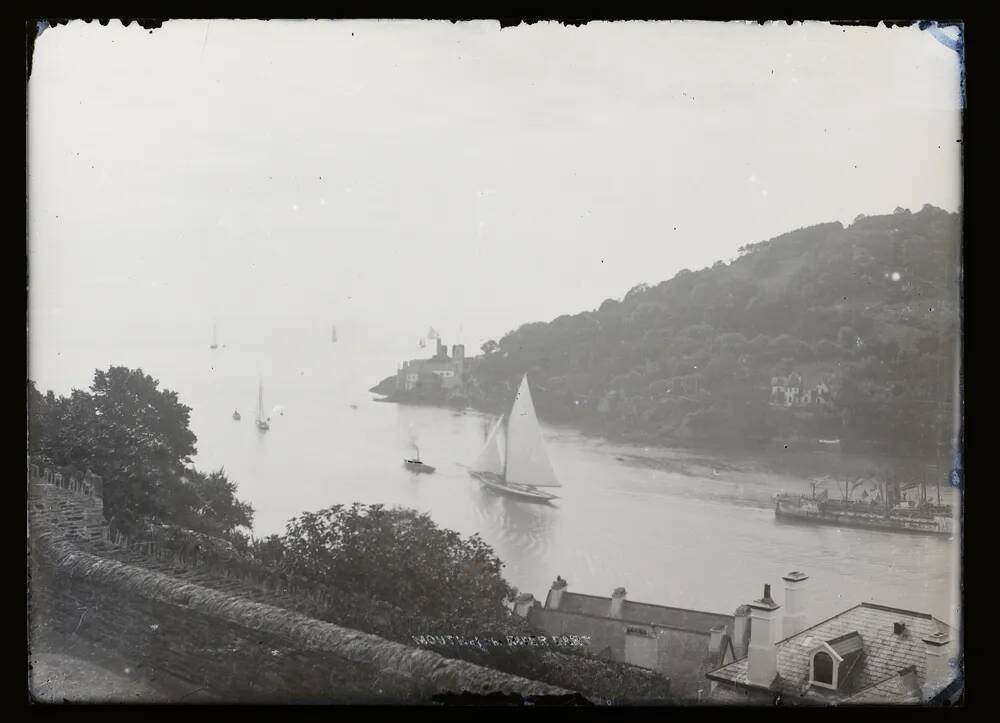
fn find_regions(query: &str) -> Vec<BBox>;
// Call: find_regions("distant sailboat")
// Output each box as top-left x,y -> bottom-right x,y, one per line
332,326 -> 338,343
469,374 -> 560,503
255,377 -> 270,432
232,409 -> 241,421
210,324 -> 218,350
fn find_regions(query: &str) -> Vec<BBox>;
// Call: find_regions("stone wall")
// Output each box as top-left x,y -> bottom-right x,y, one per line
28,477 -> 573,703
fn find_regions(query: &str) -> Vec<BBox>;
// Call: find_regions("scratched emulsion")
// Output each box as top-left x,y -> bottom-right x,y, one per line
27,20 -> 963,696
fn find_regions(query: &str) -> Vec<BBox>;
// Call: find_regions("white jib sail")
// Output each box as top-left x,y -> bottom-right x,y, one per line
474,416 -> 505,475
504,375 -> 561,488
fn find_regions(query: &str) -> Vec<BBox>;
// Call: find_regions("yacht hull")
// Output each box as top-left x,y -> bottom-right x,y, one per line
469,471 -> 558,504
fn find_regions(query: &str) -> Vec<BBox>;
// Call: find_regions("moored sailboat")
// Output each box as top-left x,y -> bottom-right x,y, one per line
255,376 -> 270,432
210,324 -> 218,350
468,374 -> 560,503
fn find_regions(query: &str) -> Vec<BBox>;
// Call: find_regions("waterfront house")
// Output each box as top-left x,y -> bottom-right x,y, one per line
516,577 -> 742,698
770,372 -> 834,408
705,573 -> 961,705
771,373 -> 804,406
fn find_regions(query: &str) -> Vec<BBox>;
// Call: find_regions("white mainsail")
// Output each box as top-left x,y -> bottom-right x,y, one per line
503,375 -> 561,488
257,377 -> 265,421
474,416 -> 505,475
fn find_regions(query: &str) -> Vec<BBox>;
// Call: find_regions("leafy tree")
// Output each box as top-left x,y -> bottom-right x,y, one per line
278,503 -> 520,637
167,468 -> 255,539
597,298 -> 621,314
812,339 -> 842,361
28,366 -> 253,539
837,326 -> 861,351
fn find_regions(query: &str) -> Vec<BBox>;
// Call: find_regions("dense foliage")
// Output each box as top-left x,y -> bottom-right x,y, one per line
254,503 -> 522,638
248,504 -> 670,701
454,206 -> 960,460
27,366 -> 254,539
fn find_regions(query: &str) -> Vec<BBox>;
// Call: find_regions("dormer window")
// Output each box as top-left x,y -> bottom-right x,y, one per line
812,651 -> 834,686
808,631 -> 864,691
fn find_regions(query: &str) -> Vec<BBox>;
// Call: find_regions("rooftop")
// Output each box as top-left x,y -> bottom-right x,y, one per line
706,602 -> 953,701
546,590 -> 731,634
828,630 -> 864,658
845,667 -> 922,705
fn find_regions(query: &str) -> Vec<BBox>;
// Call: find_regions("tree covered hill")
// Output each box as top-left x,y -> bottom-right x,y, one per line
387,205 -> 961,461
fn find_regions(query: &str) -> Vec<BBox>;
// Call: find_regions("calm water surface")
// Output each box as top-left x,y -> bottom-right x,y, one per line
32,327 -> 961,627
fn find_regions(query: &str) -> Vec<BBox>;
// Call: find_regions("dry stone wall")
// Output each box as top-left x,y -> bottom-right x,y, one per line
28,474 -> 572,703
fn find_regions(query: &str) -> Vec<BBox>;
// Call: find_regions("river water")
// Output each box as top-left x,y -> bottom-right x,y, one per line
30,324 -> 961,628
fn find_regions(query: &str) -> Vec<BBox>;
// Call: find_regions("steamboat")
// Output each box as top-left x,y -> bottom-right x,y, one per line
774,476 -> 954,536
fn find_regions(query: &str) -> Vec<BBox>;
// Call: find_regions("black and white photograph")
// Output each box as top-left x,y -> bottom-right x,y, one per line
26,18 -> 964,705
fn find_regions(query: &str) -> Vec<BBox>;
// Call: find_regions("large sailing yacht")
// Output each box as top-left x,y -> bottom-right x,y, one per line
468,374 -> 561,503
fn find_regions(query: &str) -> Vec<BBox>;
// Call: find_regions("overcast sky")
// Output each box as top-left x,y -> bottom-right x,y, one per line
28,19 -> 962,376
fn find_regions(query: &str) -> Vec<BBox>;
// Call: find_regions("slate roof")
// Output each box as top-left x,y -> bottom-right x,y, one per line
828,631 -> 864,657
548,590 -> 731,633
846,668 -> 922,704
706,602 -> 952,701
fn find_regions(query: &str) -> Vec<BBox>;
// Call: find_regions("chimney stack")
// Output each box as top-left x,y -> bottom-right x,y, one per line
921,631 -> 954,696
549,576 -> 568,609
514,592 -> 536,618
732,604 -> 752,659
708,624 -> 726,655
747,584 -> 781,687
610,587 -> 627,618
781,571 -> 809,639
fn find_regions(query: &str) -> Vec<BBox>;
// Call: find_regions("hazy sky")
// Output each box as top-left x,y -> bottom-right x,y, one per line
28,19 -> 962,377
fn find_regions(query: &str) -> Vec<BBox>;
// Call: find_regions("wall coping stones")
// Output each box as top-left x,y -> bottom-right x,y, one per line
30,486 -> 570,701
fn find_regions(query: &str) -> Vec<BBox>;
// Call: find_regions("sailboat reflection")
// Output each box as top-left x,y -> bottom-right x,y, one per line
472,482 -> 555,554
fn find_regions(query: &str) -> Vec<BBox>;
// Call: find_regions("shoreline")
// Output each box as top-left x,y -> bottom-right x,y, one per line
369,393 -> 939,484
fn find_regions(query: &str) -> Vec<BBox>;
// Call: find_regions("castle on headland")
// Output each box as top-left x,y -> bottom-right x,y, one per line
396,338 -> 466,395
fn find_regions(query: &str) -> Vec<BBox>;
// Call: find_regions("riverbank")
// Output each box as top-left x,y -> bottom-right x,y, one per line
369,391 -> 938,486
